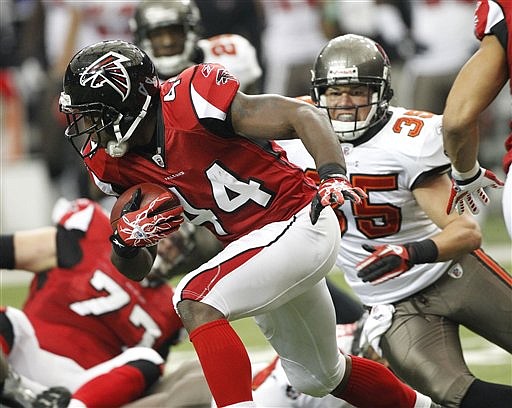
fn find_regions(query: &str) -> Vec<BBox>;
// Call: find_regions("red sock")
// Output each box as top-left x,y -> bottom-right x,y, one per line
0,336 -> 10,355
72,364 -> 151,407
336,355 -> 417,408
190,319 -> 252,407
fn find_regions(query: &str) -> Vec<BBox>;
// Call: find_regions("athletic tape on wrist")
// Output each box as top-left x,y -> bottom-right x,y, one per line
451,162 -> 480,181
318,163 -> 347,181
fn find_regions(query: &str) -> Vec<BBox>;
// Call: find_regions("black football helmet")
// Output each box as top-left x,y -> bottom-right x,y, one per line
130,0 -> 201,79
311,34 -> 393,142
59,40 -> 160,158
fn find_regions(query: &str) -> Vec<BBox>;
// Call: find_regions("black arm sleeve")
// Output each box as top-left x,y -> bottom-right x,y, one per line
0,235 -> 15,269
56,226 -> 84,269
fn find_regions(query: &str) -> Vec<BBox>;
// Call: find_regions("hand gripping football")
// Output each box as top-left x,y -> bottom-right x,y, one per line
110,183 -> 181,230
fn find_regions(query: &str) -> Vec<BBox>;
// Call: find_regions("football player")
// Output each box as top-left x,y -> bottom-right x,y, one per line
443,0 -> 510,238
58,38 -> 442,408
130,0 -> 262,93
130,0 -> 370,328
278,33 -> 512,408
0,198 -> 183,407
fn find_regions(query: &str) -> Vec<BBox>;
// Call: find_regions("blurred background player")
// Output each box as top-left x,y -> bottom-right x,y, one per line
278,33 -> 512,408
0,198 -> 185,408
130,0 -> 262,93
443,0 -> 510,238
259,0 -> 327,97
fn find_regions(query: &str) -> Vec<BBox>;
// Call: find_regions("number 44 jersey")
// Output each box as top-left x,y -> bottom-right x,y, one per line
85,63 -> 317,246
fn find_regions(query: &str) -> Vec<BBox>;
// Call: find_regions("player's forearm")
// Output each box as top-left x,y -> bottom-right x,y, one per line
442,121 -> 480,173
295,104 -> 346,171
443,35 -> 508,173
430,216 -> 481,262
111,246 -> 155,281
0,227 -> 57,272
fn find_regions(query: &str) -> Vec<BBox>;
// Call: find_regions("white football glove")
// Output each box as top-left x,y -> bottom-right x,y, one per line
447,164 -> 504,215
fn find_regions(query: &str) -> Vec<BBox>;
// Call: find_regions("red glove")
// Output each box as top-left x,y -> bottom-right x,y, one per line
356,244 -> 412,285
310,175 -> 366,225
446,165 -> 504,215
113,189 -> 184,248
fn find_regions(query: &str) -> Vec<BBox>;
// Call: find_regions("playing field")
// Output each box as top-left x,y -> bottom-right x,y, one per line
1,213 -> 510,386
1,267 -> 510,385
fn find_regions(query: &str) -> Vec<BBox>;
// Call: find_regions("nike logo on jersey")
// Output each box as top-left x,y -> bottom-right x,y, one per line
80,51 -> 131,101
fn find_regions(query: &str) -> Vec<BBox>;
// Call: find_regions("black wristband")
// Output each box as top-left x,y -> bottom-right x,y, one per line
317,163 -> 347,181
110,233 -> 140,259
0,235 -> 15,269
405,239 -> 439,264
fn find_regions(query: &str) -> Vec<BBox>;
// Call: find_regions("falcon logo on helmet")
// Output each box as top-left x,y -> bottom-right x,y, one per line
80,52 -> 131,101
216,69 -> 237,85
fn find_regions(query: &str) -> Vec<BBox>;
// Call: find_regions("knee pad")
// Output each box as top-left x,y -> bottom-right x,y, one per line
281,354 -> 345,398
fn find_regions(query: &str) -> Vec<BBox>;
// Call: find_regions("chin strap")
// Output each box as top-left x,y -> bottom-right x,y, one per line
107,94 -> 152,158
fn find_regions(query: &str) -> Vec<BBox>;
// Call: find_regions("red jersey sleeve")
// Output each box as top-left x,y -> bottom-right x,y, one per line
161,63 -> 240,137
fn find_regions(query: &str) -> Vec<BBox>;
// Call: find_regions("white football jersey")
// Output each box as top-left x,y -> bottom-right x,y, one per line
278,106 -> 452,305
197,34 -> 262,92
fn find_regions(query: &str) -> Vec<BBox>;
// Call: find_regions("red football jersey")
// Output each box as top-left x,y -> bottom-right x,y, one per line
85,63 -> 317,245
474,0 -> 512,172
22,199 -> 181,369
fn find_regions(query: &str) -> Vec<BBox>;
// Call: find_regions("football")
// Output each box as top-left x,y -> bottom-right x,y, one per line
110,183 -> 181,230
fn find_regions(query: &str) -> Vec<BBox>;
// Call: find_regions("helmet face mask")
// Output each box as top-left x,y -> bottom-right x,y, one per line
311,34 -> 393,142
130,0 -> 201,79
60,101 -> 120,158
60,40 -> 160,158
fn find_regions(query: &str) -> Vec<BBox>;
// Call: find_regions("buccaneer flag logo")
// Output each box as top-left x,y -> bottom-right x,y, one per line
80,51 -> 131,101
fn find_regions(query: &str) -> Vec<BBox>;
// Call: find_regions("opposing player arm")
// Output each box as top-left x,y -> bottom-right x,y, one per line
412,173 -> 482,261
357,173 -> 482,284
443,35 -> 508,173
1,227 -> 58,273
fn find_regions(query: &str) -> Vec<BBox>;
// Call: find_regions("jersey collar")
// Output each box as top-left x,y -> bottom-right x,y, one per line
151,100 -> 166,168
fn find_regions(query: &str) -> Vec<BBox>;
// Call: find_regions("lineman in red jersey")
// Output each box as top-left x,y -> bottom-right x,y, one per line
59,40 -> 438,408
0,198 -> 182,407
443,0 -> 510,237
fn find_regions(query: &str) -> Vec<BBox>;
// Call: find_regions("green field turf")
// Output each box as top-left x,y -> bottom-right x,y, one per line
1,213 -> 510,386
1,270 -> 510,386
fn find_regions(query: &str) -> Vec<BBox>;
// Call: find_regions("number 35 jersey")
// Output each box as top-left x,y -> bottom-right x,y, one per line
279,106 -> 451,305
338,107 -> 452,305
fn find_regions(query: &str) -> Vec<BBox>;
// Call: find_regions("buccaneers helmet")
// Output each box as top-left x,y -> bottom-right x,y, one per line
311,34 -> 393,142
130,0 -> 201,79
59,40 -> 160,158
